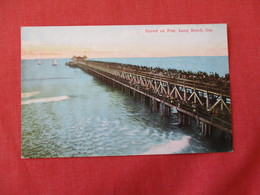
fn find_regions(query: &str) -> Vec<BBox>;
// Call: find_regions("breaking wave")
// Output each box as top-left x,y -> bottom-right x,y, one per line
141,136 -> 191,155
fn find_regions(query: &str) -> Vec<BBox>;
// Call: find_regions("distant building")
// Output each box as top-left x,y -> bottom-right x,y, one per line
72,56 -> 86,62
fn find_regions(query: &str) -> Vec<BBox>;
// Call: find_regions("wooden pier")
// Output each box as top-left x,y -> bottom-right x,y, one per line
66,58 -> 232,136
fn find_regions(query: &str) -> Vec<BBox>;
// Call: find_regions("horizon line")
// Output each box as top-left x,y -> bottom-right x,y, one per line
21,55 -> 228,60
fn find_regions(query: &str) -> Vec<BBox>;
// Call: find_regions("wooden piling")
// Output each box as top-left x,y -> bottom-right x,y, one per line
161,103 -> 165,118
201,122 -> 204,137
168,106 -> 171,116
164,105 -> 170,117
150,98 -> 153,112
204,123 -> 207,137
188,116 -> 191,126
178,112 -> 182,127
196,116 -> 200,127
154,100 -> 159,112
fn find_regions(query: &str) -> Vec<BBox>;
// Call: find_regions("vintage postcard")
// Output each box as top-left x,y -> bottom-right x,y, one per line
21,24 -> 232,158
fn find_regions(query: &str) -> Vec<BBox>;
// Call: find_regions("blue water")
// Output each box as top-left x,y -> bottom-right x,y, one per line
91,56 -> 229,77
21,58 -> 231,158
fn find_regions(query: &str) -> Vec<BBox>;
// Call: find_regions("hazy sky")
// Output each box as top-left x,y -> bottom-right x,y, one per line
21,24 -> 228,59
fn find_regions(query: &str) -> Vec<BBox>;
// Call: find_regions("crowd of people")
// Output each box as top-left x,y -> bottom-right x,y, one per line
112,63 -> 230,88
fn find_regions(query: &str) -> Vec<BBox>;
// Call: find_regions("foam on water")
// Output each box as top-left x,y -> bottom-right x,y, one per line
22,96 -> 70,105
141,136 -> 191,155
21,91 -> 40,98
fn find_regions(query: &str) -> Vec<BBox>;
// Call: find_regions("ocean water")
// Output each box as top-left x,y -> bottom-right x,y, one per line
91,56 -> 229,77
21,57 -> 232,158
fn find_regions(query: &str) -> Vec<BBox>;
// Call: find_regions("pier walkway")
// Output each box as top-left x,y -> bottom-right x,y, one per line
66,58 -> 232,136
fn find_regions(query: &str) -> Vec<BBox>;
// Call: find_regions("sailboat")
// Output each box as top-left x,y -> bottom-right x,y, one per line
38,59 -> 41,65
52,59 -> 58,66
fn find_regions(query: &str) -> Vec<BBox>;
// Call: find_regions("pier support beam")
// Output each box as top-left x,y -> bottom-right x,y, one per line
159,103 -> 170,117
178,112 -> 192,127
183,113 -> 186,125
150,98 -> 153,112
201,122 -> 204,137
164,105 -> 170,117
196,116 -> 200,127
208,125 -> 212,135
154,100 -> 159,112
140,94 -> 144,102
204,123 -> 208,137
200,122 -> 212,137
160,103 -> 165,117
167,106 -> 171,116
187,115 -> 191,127
178,111 -> 182,127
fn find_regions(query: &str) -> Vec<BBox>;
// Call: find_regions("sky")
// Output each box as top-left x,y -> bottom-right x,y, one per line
21,24 -> 228,59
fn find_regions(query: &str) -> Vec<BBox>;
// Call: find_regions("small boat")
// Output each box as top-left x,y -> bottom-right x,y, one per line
52,59 -> 58,66
38,60 -> 41,65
